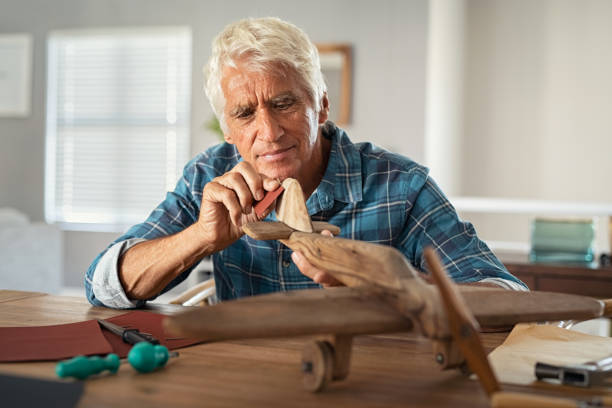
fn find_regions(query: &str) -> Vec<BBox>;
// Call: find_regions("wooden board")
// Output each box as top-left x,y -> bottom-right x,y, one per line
163,287 -> 604,341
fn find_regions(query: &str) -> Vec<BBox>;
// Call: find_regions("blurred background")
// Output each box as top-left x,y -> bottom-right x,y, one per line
1,0 -> 612,296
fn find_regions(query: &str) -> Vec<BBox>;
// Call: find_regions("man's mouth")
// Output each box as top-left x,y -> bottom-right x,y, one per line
258,146 -> 295,161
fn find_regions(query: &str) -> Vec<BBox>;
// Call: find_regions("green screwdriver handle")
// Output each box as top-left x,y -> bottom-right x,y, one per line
127,342 -> 178,373
56,354 -> 120,380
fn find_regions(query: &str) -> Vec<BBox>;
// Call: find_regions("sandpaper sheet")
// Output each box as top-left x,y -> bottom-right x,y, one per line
254,186 -> 284,218
0,311 -> 200,362
488,323 -> 612,385
0,320 -> 113,362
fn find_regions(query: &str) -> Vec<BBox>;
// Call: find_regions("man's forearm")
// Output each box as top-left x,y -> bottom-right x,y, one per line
118,223 -> 215,300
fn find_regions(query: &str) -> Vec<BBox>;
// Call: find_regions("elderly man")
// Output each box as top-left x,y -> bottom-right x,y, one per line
86,17 -> 525,308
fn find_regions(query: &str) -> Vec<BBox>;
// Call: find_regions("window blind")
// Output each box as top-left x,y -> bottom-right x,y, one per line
45,27 -> 192,231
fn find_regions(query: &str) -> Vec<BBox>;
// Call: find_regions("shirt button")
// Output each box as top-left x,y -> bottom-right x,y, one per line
282,260 -> 291,268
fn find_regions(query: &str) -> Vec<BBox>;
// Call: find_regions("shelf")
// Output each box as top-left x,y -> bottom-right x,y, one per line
451,196 -> 612,216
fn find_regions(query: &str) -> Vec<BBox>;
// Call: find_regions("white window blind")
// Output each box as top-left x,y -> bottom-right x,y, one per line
45,27 -> 192,231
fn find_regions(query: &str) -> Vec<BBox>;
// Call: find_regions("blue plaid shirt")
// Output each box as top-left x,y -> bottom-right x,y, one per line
86,123 -> 525,306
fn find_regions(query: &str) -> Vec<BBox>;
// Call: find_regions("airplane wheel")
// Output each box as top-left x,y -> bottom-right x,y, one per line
301,340 -> 334,392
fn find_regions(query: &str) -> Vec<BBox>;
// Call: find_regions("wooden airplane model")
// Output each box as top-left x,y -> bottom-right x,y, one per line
164,179 -> 611,407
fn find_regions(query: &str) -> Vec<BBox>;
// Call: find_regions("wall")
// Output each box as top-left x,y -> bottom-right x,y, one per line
0,0 -> 428,289
463,0 -> 612,202
428,0 -> 612,250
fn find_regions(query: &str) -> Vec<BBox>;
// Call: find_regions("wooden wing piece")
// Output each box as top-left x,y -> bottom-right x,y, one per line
243,221 -> 340,241
163,286 -> 603,342
163,287 -> 410,341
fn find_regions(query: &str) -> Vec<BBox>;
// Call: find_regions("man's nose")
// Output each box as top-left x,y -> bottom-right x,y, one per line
256,108 -> 283,142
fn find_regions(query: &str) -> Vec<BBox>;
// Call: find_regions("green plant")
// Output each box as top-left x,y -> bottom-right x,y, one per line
205,115 -> 224,141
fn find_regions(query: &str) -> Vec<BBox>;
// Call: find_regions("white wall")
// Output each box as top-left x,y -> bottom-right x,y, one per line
463,0 -> 612,203
422,0 -> 612,252
0,0 -> 428,289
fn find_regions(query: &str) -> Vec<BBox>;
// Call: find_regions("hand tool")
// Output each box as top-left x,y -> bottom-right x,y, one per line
535,356 -> 612,387
56,342 -> 178,379
254,185 -> 284,218
97,319 -> 159,345
127,342 -> 178,373
55,354 -> 120,380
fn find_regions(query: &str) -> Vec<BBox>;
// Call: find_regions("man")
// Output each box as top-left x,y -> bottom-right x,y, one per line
86,17 -> 525,309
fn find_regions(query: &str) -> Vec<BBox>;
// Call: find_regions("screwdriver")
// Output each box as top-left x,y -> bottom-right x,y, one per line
127,342 -> 179,373
56,342 -> 178,379
55,353 -> 120,380
97,319 -> 159,345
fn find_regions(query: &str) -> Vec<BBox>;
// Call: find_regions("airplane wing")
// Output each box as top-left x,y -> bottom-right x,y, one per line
164,287 -> 410,342
164,286 -> 603,341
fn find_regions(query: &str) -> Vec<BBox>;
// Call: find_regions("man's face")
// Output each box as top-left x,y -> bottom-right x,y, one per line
220,62 -> 328,185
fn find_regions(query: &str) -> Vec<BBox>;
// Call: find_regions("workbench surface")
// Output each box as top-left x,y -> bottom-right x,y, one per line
0,290 -> 604,407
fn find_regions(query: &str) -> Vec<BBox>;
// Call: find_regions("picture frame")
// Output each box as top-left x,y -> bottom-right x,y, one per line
0,34 -> 33,117
316,43 -> 352,126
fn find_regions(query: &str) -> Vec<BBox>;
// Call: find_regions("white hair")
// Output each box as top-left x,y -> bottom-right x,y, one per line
204,17 -> 327,132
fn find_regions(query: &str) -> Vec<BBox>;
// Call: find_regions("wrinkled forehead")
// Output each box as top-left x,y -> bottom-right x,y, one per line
220,60 -> 310,106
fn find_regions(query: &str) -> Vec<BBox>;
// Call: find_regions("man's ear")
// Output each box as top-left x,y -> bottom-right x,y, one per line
318,93 -> 330,124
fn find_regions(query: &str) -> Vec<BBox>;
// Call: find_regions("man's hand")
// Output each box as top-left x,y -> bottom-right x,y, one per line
291,230 -> 344,287
196,161 -> 280,252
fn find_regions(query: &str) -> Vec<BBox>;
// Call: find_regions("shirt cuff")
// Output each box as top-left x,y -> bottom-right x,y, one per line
479,277 -> 529,291
90,238 -> 147,309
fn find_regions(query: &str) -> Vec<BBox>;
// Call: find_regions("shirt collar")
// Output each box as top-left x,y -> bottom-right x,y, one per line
306,122 -> 363,215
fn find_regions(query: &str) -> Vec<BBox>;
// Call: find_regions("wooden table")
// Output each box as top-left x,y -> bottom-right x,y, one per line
0,290 -> 604,408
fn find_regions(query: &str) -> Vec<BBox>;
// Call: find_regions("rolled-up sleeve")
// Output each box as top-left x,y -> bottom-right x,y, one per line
86,238 -> 147,308
85,156 -> 208,307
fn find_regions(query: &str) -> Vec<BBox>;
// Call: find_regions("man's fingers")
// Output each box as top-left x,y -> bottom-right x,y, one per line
204,181 -> 244,227
228,162 -> 282,208
292,230 -> 343,286
216,173 -> 255,214
262,177 -> 281,192
291,251 -> 343,287
291,251 -> 312,278
313,271 -> 341,286
231,162 -> 264,200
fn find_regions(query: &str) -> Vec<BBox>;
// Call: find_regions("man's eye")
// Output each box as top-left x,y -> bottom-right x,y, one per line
275,101 -> 294,110
237,109 -> 254,119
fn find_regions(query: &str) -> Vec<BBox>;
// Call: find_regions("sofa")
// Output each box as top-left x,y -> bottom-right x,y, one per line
0,208 -> 63,294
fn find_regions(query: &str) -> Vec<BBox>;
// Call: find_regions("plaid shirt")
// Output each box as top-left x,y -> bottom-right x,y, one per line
86,123 -> 525,306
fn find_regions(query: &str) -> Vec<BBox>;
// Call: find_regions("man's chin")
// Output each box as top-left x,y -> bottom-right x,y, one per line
258,164 -> 298,182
